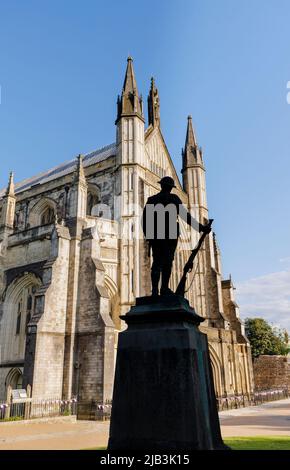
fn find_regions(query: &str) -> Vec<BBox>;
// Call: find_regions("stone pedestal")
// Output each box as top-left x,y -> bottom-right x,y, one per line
108,295 -> 227,450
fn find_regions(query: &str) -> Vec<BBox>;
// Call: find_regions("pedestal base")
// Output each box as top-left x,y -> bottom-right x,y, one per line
108,295 -> 227,450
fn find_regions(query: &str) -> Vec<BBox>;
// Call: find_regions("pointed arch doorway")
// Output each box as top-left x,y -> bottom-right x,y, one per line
5,368 -> 23,391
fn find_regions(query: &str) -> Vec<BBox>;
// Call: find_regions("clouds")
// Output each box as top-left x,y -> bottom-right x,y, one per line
279,257 -> 290,264
235,267 -> 290,331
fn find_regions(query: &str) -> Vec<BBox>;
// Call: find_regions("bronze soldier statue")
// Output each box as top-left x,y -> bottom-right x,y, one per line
142,176 -> 211,296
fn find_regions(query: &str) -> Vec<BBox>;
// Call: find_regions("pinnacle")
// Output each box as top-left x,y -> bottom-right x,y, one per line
74,153 -> 86,183
185,114 -> 197,148
182,115 -> 204,169
116,57 -> 143,121
123,56 -> 138,94
6,171 -> 15,196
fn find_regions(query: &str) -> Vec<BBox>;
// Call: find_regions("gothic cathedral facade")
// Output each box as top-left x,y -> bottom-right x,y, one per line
0,58 -> 254,412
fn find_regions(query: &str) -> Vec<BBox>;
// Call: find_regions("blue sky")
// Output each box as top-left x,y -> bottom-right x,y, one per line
1,0 -> 290,327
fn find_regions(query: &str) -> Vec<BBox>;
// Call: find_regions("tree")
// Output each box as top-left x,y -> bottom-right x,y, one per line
273,327 -> 290,356
244,318 -> 290,358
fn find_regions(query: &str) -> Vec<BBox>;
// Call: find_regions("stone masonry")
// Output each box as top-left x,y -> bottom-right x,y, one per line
253,355 -> 290,391
0,58 -> 254,415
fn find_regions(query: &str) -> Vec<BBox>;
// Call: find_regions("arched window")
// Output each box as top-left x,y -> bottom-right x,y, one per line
16,301 -> 22,335
0,274 -> 41,363
5,368 -> 23,390
86,186 -> 100,216
16,372 -> 23,389
28,198 -> 56,227
14,286 -> 36,336
40,206 -> 55,225
26,293 -> 33,331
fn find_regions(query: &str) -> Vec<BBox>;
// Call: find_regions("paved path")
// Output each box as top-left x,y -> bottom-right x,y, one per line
220,398 -> 290,437
0,417 -> 109,450
0,399 -> 290,449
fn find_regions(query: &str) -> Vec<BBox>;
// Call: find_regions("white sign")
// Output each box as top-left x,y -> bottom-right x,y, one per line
12,389 -> 27,400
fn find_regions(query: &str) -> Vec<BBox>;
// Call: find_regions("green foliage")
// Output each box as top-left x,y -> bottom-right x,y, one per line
86,440 -> 290,450
224,436 -> 290,450
0,416 -> 23,422
245,318 -> 290,358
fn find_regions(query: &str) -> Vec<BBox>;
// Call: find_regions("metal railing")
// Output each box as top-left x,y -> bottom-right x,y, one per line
0,397 -> 77,422
10,401 -> 25,419
217,388 -> 289,411
2,388 -> 288,422
76,399 -> 112,421
29,398 -> 77,419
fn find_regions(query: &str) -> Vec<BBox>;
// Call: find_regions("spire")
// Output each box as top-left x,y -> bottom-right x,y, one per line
116,57 -> 144,123
185,115 -> 197,148
147,77 -> 160,128
0,171 -> 16,230
181,116 -> 208,214
123,56 -> 138,95
182,115 -> 202,169
6,171 -> 15,197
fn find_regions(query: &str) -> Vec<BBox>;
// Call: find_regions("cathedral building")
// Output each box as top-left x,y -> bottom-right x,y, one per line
0,58 -> 254,414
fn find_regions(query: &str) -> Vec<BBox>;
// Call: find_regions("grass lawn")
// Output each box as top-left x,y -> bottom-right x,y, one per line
224,436 -> 290,450
86,437 -> 290,451
85,436 -> 290,451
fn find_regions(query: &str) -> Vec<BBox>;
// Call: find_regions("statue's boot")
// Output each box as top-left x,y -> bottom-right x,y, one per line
160,287 -> 174,296
160,267 -> 173,296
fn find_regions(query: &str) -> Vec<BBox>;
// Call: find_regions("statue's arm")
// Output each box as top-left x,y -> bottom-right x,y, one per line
178,203 -> 202,232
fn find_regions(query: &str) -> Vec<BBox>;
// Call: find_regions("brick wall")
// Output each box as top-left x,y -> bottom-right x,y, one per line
253,355 -> 290,391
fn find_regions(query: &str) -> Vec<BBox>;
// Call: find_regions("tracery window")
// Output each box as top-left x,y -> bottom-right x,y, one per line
15,286 -> 36,336
15,372 -> 23,389
40,206 -> 55,225
26,294 -> 33,329
87,190 -> 100,216
15,301 -> 22,335
5,369 -> 23,391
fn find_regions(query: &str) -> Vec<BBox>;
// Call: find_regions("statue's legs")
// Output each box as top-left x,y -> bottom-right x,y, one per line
151,241 -> 162,296
160,240 -> 177,295
151,240 -> 163,296
151,240 -> 178,296
151,263 -> 161,296
160,266 -> 173,295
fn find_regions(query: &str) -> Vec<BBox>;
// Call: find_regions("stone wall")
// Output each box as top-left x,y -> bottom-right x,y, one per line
253,355 -> 290,391
74,227 -> 115,408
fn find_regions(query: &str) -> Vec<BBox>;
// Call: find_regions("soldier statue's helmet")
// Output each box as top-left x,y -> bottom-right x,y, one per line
158,176 -> 176,188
